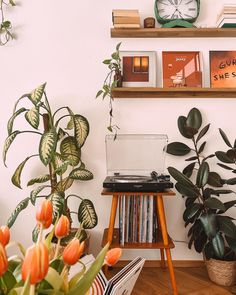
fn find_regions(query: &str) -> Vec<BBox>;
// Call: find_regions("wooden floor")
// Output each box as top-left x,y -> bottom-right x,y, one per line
109,267 -> 235,294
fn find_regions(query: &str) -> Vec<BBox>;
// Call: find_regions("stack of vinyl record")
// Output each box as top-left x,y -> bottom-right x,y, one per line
216,4 -> 236,28
112,9 -> 141,29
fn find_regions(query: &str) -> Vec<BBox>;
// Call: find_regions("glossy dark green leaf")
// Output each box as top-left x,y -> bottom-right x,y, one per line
166,142 -> 191,156
219,128 -> 232,148
221,200 -> 236,213
204,242 -> 215,260
210,189 -> 234,196
188,234 -> 195,249
168,167 -> 195,188
200,213 -> 218,238
185,156 -> 198,162
2,271 -> 17,293
203,188 -> 212,200
198,142 -> 206,154
217,163 -> 233,171
212,233 -> 225,259
207,172 -> 223,188
177,116 -> 193,139
204,197 -> 225,211
215,151 -> 234,164
225,236 -> 236,253
183,162 -> 195,178
196,124 -> 210,143
196,162 -> 209,188
225,178 -> 236,185
175,182 -> 199,199
227,149 -> 236,162
186,108 -> 202,130
218,216 -> 236,238
194,232 -> 207,253
185,197 -> 196,208
203,154 -> 215,161
183,203 -> 202,222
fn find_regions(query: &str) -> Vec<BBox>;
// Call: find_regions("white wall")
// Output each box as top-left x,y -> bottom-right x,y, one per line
1,0 -> 236,261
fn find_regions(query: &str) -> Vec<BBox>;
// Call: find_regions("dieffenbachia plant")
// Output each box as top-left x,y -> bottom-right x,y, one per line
0,0 -> 15,46
166,108 -> 236,261
3,83 -> 98,240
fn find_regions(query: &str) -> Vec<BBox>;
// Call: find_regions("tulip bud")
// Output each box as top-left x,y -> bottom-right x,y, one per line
63,239 -> 85,266
0,226 -> 10,247
55,215 -> 70,239
0,244 -> 8,277
22,242 -> 49,285
36,200 -> 53,229
105,248 -> 122,266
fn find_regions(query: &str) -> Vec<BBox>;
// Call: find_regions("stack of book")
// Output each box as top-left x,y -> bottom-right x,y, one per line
216,4 -> 236,28
112,9 -> 141,29
119,196 -> 157,245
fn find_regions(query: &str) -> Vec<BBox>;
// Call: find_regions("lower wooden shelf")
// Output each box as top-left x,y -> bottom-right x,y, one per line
102,228 -> 175,249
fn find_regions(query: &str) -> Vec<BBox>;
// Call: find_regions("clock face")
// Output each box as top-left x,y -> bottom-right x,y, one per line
157,0 -> 198,21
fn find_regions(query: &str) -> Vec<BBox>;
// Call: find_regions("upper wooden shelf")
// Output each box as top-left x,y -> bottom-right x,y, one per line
112,87 -> 236,98
111,28 -> 236,38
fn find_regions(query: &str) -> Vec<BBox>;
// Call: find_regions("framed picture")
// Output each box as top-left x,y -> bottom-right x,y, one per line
210,51 -> 236,88
120,51 -> 157,87
162,51 -> 203,88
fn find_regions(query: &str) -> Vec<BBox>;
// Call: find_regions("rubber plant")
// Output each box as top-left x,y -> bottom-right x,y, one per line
0,0 -> 15,46
166,107 -> 236,261
96,42 -> 122,137
3,83 -> 98,241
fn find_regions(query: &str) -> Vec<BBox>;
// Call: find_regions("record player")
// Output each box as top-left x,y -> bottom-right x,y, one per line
103,134 -> 173,192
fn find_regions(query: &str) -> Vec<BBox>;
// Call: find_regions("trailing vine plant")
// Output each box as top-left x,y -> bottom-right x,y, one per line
0,0 -> 15,46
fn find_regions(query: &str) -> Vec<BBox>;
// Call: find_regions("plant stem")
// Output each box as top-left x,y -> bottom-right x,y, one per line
53,106 -> 70,120
66,194 -> 83,201
29,285 -> 35,295
55,114 -> 73,128
54,238 -> 61,259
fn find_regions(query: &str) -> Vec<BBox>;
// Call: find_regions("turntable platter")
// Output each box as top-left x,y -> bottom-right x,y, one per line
112,175 -> 153,183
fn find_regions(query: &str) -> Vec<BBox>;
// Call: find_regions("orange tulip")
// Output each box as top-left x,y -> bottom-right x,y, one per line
105,248 -> 122,266
0,244 -> 8,277
0,226 -> 10,247
21,242 -> 49,285
55,215 -> 70,239
62,239 -> 85,266
36,200 -> 53,229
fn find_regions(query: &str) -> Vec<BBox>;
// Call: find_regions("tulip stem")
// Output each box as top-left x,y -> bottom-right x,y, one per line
54,238 -> 61,259
37,224 -> 43,244
29,285 -> 35,295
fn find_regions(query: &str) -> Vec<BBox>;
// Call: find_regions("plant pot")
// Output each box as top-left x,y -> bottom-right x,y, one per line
205,258 -> 236,286
114,71 -> 123,87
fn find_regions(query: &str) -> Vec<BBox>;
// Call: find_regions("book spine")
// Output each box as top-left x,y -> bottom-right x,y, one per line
122,196 -> 126,246
125,196 -> 130,243
148,196 -> 153,243
139,196 -> 143,243
143,196 -> 147,243
113,24 -> 141,29
119,196 -> 123,245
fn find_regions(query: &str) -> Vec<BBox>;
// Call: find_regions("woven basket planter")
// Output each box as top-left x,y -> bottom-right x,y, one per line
205,258 -> 236,287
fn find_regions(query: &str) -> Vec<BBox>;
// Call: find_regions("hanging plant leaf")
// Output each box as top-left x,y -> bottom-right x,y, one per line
196,162 -> 209,188
186,108 -> 202,130
78,199 -> 98,229
178,116 -> 193,139
7,198 -> 30,228
198,142 -> 206,154
56,177 -> 74,192
3,131 -> 21,166
183,162 -> 196,178
29,83 -> 46,105
217,163 -> 233,171
166,142 -> 191,156
168,167 -> 195,188
212,233 -> 225,259
175,182 -> 199,199
60,136 -> 81,166
200,213 -> 218,238
27,174 -> 50,186
25,106 -> 40,129
69,168 -> 93,181
219,128 -> 232,148
7,108 -> 27,135
57,128 -> 66,141
196,124 -> 210,143
217,216 -> 236,238
74,115 -> 90,148
207,172 -> 223,188
49,193 -> 64,222
183,203 -> 202,222
11,157 -> 31,189
204,197 -> 225,211
30,185 -> 48,205
215,151 -> 234,164
39,130 -> 57,166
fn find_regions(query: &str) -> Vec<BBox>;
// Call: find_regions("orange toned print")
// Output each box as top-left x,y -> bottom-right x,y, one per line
105,248 -> 122,266
0,226 -> 10,247
55,215 -> 70,239
0,244 -> 8,277
36,200 -> 53,229
62,239 -> 85,266
22,242 -> 49,284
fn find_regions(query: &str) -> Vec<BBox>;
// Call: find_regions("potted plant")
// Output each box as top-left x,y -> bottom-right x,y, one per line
166,107 -> 236,286
96,42 -> 122,136
3,83 -> 98,243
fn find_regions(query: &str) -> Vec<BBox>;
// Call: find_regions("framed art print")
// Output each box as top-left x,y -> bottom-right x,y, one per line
120,51 -> 157,87
162,51 -> 203,88
210,51 -> 236,88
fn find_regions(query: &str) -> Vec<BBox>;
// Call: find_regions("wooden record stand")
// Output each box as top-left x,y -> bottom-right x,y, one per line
101,188 -> 178,295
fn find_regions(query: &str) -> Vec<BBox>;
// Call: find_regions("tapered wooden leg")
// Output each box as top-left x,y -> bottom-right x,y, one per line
157,194 -> 178,295
160,249 -> 166,268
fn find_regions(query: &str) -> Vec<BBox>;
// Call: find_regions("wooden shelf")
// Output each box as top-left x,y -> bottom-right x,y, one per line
101,188 -> 175,196
111,28 -> 236,38
112,87 -> 236,98
102,228 -> 175,249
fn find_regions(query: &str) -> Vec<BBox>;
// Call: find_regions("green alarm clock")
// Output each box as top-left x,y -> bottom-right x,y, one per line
154,0 -> 200,28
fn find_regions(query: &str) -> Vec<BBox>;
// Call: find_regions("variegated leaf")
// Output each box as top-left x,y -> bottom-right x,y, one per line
55,160 -> 70,175
39,130 -> 57,165
7,108 -> 27,135
29,83 -> 46,105
74,115 -> 90,148
49,193 -> 64,222
30,185 -> 48,205
58,128 -> 66,141
11,157 -> 30,189
32,225 -> 40,243
78,199 -> 98,229
56,177 -> 74,192
3,131 -> 20,166
27,174 -> 50,186
7,198 -> 30,228
60,136 -> 81,166
69,168 -> 93,181
66,117 -> 74,130
25,106 -> 40,129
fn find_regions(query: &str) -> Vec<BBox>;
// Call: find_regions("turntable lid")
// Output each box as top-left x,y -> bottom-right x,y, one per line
105,134 -> 168,176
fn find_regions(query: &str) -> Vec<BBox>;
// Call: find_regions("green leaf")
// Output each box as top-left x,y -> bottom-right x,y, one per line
215,151 -> 234,164
11,157 -> 31,189
212,233 -> 225,259
69,168 -> 93,181
183,162 -> 195,178
175,182 -> 199,198
49,193 -> 64,222
196,162 -> 209,188
30,185 -> 48,205
96,90 -> 103,98
27,174 -> 50,186
194,232 -> 207,253
103,59 -> 112,65
207,172 -> 223,188
57,128 -> 66,140
185,156 -> 198,162
177,116 -> 193,139
200,213 -> 218,238
166,142 -> 191,156
32,226 -> 40,243
56,177 -> 74,192
73,115 -> 90,148
204,197 -> 225,211
7,198 -> 30,228
7,108 -> 27,135
2,271 -> 17,293
198,141 -> 206,154
218,216 -> 236,238
183,203 -> 202,221
225,178 -> 236,185
116,42 -> 122,51
25,106 -> 39,129
210,189 -> 234,196
60,136 -> 81,166
78,199 -> 98,229
186,108 -> 202,130
221,200 -> 236,213
196,124 -> 210,143
44,267 -> 63,291
219,128 -> 232,148
9,0 -> 16,6
3,131 -> 20,166
39,130 -> 57,166
225,236 -> 236,253
168,167 -> 195,188
29,83 -> 46,105
217,163 -> 233,171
